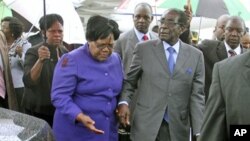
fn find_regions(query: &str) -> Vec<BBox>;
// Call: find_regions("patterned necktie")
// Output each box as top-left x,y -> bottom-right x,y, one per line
142,35 -> 149,41
167,47 -> 175,75
228,50 -> 237,57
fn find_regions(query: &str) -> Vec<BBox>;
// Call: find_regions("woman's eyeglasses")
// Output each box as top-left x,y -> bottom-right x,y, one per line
95,42 -> 114,50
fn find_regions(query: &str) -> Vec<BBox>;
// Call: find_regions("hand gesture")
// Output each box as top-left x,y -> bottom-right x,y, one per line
184,0 -> 193,25
76,113 -> 104,134
116,104 -> 130,127
38,45 -> 50,62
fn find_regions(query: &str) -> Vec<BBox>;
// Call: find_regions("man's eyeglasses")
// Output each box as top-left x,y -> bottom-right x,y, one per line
159,19 -> 180,27
95,42 -> 114,50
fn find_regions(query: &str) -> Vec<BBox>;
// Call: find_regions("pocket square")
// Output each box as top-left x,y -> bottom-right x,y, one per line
185,68 -> 193,75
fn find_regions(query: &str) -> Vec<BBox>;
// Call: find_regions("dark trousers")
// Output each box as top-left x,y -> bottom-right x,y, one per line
25,109 -> 53,127
0,96 -> 8,108
119,125 -> 131,141
15,87 -> 24,113
156,120 -> 171,141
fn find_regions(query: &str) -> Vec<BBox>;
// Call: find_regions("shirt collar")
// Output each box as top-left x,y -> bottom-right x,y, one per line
134,27 -> 150,41
163,40 -> 180,54
224,41 -> 241,55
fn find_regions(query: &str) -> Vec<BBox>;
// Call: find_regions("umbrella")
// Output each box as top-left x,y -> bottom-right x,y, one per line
0,1 -> 12,20
3,0 -> 86,44
158,0 -> 250,21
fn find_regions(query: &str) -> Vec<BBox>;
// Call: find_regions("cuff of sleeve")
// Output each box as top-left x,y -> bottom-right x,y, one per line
118,101 -> 128,105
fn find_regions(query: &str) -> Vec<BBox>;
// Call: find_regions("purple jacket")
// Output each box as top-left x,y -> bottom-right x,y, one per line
51,43 -> 123,141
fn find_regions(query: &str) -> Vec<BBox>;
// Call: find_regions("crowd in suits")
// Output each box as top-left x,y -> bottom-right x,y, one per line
0,2 -> 250,141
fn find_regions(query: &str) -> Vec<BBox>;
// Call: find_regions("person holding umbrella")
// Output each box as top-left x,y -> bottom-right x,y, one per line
22,14 -> 68,126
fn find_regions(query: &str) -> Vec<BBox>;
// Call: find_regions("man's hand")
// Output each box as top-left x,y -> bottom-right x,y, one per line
184,4 -> 193,25
116,104 -> 130,127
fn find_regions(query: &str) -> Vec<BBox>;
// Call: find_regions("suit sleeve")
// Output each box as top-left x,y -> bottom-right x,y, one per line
119,44 -> 143,104
114,39 -> 123,59
190,52 -> 205,134
23,47 -> 40,87
198,63 -> 227,141
51,53 -> 82,124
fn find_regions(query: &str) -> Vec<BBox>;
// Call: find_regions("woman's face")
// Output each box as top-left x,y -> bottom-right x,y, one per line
45,21 -> 64,47
1,21 -> 12,38
88,33 -> 114,61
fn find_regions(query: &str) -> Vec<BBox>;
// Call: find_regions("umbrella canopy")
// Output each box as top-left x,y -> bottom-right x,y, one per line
0,1 -> 12,20
3,0 -> 86,44
158,0 -> 250,21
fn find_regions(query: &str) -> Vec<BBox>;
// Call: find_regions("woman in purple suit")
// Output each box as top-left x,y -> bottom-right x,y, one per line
51,15 -> 123,141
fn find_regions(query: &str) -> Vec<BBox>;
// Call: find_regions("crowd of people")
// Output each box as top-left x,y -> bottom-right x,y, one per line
0,2 -> 250,141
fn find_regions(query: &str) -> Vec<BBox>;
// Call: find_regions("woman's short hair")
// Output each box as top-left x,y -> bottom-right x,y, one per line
39,14 -> 64,31
86,15 -> 120,41
1,16 -> 24,39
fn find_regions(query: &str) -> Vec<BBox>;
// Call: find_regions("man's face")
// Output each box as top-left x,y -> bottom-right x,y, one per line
133,5 -> 153,34
213,16 -> 229,41
241,34 -> 250,49
158,10 -> 183,45
224,19 -> 245,49
46,21 -> 64,47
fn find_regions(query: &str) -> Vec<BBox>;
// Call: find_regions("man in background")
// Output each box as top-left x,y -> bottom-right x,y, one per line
198,16 -> 247,101
241,28 -> 250,49
212,14 -> 230,41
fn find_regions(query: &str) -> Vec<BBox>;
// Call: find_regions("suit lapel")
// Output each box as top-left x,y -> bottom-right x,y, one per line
216,42 -> 228,60
128,30 -> 139,49
152,39 -> 170,75
173,42 -> 189,76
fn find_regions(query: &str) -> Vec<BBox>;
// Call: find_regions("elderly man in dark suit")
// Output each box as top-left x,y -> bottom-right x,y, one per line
199,50 -> 250,141
117,8 -> 205,141
198,16 -> 247,102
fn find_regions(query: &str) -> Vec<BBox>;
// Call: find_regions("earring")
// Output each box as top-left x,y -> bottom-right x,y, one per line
12,34 -> 14,37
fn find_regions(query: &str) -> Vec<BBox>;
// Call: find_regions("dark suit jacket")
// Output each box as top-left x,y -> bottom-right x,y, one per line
198,39 -> 245,101
23,43 -> 68,115
199,51 -> 250,141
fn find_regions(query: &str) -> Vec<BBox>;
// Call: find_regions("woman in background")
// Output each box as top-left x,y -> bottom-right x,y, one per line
23,14 -> 68,126
51,15 -> 123,141
1,17 -> 31,112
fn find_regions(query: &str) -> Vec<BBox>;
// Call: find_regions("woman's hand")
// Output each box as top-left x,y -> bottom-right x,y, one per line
38,46 -> 50,62
76,113 -> 104,134
15,45 -> 23,58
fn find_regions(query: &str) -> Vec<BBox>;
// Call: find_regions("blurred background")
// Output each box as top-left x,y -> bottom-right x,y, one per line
1,0 -> 250,43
